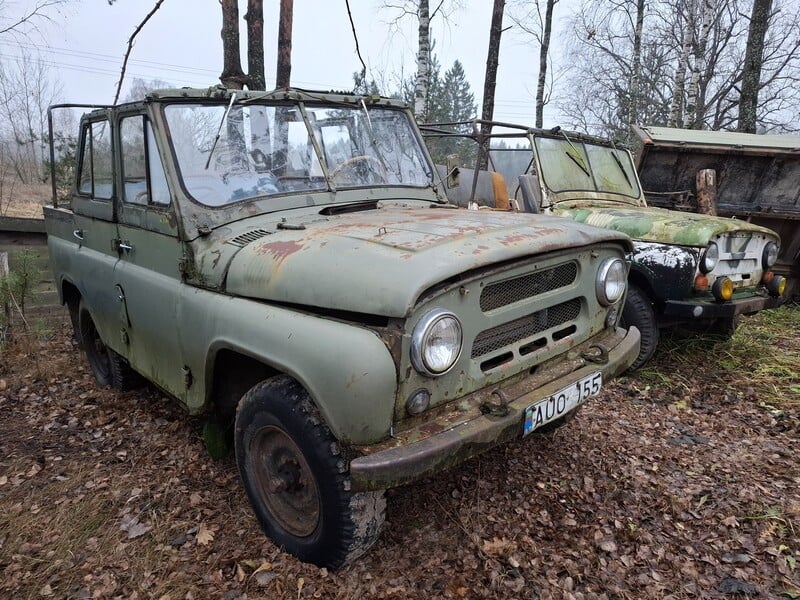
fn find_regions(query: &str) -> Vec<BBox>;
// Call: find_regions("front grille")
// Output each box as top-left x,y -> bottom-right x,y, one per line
228,229 -> 271,247
472,298 -> 581,358
479,262 -> 577,312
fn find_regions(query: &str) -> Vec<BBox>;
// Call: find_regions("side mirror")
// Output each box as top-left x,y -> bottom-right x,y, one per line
445,154 -> 460,188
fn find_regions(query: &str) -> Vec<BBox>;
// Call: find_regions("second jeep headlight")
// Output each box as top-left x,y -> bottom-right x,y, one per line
596,258 -> 627,306
700,242 -> 719,273
762,241 -> 778,269
411,309 -> 463,377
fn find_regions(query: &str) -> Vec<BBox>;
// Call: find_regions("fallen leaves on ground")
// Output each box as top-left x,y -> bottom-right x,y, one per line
1,310 -> 798,599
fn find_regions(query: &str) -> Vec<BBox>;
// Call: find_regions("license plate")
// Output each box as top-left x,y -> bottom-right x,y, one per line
523,372 -> 602,436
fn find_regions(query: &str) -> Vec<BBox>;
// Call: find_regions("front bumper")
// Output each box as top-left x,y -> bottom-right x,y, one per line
349,325 -> 640,492
663,293 -> 783,320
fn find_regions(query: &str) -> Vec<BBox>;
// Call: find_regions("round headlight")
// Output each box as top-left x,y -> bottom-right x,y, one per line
595,258 -> 627,306
762,242 -> 778,269
411,309 -> 463,377
700,242 -> 719,274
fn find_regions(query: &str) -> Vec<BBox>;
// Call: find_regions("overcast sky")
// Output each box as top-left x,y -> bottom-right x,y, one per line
1,0 -> 556,125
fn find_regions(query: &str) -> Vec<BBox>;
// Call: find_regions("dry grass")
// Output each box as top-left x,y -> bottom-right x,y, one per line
637,304 -> 800,410
0,179 -> 49,218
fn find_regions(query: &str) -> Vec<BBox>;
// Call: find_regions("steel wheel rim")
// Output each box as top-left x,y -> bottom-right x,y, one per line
250,425 -> 320,538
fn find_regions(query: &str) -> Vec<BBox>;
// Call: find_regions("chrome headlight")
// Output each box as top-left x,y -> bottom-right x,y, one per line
700,242 -> 719,274
595,258 -> 627,306
411,309 -> 463,377
762,241 -> 778,269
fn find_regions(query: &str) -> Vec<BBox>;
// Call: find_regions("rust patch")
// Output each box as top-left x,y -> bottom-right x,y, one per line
256,239 -> 305,263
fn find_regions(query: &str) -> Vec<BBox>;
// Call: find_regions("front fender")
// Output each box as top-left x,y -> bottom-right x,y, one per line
630,241 -> 697,302
178,289 -> 398,445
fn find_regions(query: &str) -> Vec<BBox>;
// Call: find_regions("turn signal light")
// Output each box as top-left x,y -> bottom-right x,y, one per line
712,277 -> 734,302
694,274 -> 709,290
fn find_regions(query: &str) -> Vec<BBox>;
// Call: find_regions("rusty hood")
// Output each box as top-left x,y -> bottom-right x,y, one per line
553,201 -> 778,247
223,205 -> 630,317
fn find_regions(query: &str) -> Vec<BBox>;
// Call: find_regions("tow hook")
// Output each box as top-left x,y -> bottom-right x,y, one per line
480,389 -> 511,417
581,344 -> 609,365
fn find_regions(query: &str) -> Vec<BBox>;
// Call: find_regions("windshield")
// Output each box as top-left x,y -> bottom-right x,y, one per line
164,102 -> 432,207
533,137 -> 641,200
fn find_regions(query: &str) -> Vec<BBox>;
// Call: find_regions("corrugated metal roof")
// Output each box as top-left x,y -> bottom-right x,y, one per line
636,125 -> 800,151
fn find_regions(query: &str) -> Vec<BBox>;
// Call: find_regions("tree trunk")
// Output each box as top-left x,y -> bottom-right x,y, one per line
414,0 -> 431,121
535,0 -> 556,128
245,0 -> 265,90
696,169 -> 717,216
481,0 -> 505,133
684,0 -> 715,129
737,0 -> 773,133
219,0 -> 247,89
276,0 -> 293,88
668,11 -> 693,128
627,0 -> 645,136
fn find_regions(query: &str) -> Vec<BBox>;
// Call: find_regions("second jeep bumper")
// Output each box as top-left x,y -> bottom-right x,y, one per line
349,325 -> 640,492
663,293 -> 782,320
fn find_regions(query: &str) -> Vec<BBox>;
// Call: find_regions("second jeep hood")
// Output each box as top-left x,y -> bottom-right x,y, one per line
225,205 -> 629,317
554,202 -> 778,247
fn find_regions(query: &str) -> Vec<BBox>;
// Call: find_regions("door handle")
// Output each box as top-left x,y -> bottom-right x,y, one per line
73,229 -> 84,241
118,242 -> 133,252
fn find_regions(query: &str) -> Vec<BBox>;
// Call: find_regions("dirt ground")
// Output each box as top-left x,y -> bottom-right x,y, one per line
1,308 -> 798,599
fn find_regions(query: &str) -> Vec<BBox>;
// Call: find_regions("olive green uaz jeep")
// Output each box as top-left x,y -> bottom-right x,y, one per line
44,89 -> 639,567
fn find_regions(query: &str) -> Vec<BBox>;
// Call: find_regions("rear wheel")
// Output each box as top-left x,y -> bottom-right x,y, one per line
620,285 -> 659,371
78,300 -> 139,390
235,376 -> 385,569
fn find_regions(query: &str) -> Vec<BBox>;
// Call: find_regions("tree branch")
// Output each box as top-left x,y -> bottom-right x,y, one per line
113,0 -> 167,104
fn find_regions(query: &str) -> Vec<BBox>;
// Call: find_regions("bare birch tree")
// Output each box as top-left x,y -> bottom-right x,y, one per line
381,1 -> 463,121
683,0 -> 717,128
414,0 -> 431,120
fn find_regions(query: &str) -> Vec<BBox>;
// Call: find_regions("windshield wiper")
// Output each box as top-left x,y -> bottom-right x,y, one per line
205,93 -> 237,170
565,151 -> 590,177
359,98 -> 391,175
552,128 -> 590,177
609,142 -> 633,188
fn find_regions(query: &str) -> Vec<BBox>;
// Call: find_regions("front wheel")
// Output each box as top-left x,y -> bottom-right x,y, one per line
620,284 -> 659,371
235,376 -> 386,569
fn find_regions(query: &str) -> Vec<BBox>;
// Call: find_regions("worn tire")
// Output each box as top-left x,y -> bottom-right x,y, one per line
78,300 -> 140,390
235,376 -> 386,569
620,285 -> 659,371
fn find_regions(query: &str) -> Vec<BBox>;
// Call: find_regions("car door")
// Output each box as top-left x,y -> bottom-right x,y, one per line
113,112 -> 187,399
71,116 -> 124,348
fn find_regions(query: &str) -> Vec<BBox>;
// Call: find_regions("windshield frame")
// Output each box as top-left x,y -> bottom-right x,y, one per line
532,134 -> 642,202
160,99 -> 436,209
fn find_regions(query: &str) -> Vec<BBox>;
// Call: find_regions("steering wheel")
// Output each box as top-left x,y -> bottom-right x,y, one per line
330,155 -> 388,184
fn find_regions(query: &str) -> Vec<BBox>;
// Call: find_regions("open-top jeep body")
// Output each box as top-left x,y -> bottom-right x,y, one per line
423,121 -> 785,370
44,88 -> 639,567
